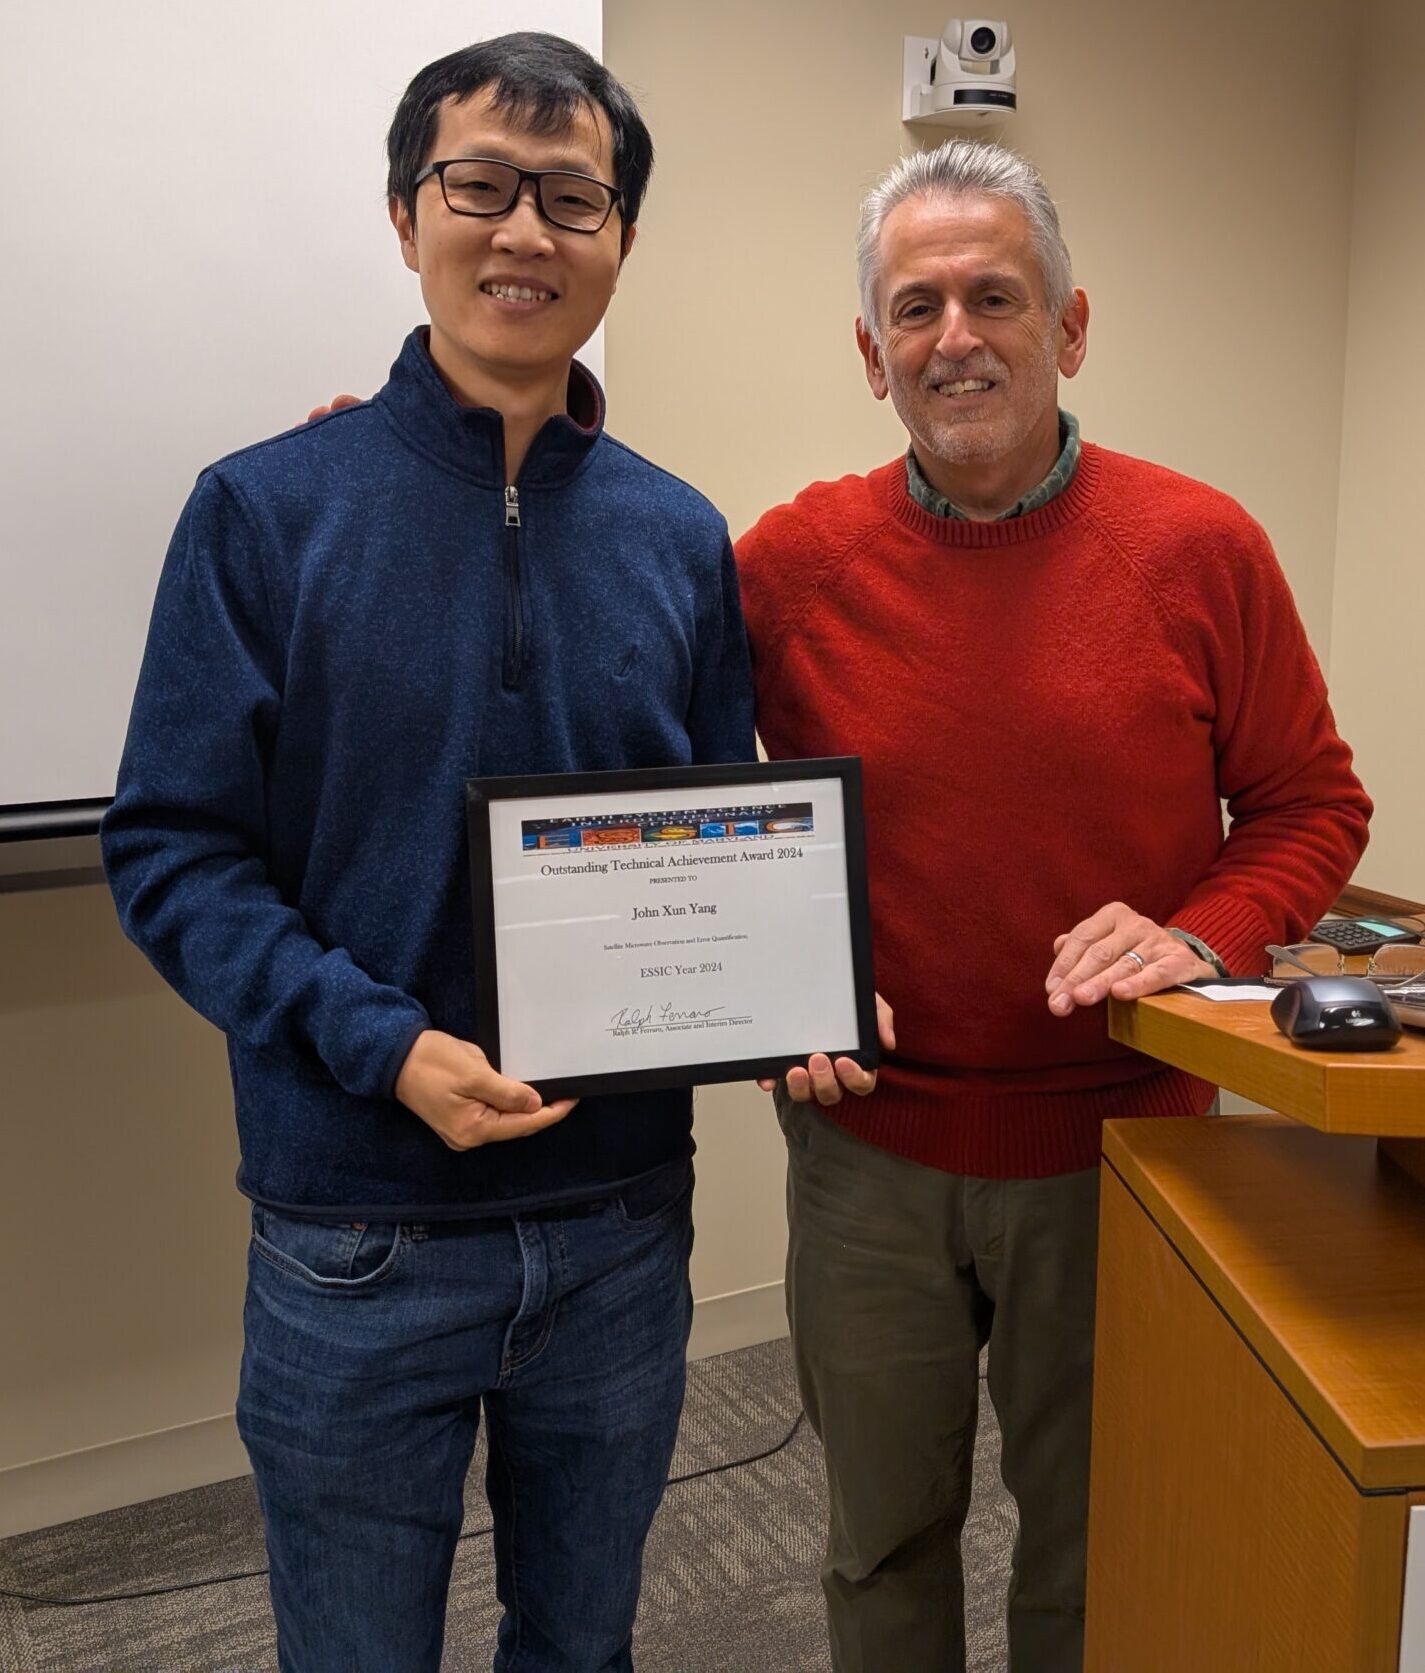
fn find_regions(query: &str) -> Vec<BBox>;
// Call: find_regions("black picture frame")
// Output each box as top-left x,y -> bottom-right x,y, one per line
466,756 -> 879,1100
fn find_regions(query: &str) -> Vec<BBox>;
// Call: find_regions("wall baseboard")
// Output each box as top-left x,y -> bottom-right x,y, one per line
0,1282 -> 789,1539
687,1278 -> 787,1362
0,1411 -> 251,1541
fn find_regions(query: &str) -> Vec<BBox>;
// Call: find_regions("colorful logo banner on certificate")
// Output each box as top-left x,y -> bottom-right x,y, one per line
521,803 -> 814,852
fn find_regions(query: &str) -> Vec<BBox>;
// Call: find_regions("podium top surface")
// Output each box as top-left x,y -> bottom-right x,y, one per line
1103,1114 -> 1425,1491
1108,990 -> 1425,1137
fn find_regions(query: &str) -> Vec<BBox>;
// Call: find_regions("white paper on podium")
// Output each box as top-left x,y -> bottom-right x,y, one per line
1176,983 -> 1278,1003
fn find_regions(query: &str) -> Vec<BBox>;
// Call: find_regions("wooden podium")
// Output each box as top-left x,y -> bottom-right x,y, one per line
1084,993 -> 1425,1672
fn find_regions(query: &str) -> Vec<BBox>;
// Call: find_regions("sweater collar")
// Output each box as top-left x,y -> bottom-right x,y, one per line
887,440 -> 1103,546
374,327 -> 605,489
906,410 -> 1081,521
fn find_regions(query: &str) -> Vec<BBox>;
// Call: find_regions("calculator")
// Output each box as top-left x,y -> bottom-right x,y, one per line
1307,917 -> 1423,955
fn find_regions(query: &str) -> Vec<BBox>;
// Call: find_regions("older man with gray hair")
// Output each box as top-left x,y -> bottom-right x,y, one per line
737,141 -> 1370,1670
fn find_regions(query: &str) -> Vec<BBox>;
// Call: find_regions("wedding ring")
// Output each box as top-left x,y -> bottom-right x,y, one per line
1122,949 -> 1146,973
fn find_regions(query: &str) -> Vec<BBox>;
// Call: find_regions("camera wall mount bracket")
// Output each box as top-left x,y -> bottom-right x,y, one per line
902,29 -> 1018,129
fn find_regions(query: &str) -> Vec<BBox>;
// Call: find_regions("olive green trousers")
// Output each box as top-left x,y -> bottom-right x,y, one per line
778,1090 -> 1101,1673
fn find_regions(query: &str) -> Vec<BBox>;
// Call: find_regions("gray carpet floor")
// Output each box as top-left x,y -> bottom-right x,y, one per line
0,1337 -> 1015,1672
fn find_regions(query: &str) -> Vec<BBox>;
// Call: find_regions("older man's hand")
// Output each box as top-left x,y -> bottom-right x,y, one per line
759,993 -> 896,1105
1045,902 -> 1215,1013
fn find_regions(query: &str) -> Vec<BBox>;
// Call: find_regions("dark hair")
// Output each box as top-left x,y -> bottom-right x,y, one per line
386,32 -> 653,237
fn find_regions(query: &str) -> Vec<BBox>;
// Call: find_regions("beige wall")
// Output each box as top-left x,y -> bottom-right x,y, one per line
0,882 -> 788,1533
0,886 -> 242,1468
11,0 -> 1422,1533
0,884 -> 251,1533
1329,0 -> 1425,899
0,879 -> 792,1532
604,0 -> 1355,649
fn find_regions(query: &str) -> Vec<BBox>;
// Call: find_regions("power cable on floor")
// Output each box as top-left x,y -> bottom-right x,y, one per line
0,1411 -> 806,1609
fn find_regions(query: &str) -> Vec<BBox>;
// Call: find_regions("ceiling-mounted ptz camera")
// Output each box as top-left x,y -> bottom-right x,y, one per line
903,19 -> 1017,128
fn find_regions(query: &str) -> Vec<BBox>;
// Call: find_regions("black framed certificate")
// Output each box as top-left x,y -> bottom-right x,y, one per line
465,757 -> 879,1099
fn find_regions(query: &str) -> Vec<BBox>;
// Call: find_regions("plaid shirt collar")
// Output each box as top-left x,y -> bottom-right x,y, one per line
906,410 -> 1080,520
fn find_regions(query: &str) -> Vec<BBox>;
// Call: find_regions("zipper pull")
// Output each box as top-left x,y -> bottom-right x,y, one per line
504,486 -> 521,527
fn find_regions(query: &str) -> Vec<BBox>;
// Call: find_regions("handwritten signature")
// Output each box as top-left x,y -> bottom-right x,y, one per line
609,1001 -> 729,1032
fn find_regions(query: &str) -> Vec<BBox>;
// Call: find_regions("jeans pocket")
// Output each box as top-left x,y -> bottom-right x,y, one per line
613,1158 -> 694,1225
250,1206 -> 407,1291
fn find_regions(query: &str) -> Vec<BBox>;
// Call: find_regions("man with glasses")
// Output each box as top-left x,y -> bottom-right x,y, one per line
737,140 -> 1372,1671
103,33 -> 754,1673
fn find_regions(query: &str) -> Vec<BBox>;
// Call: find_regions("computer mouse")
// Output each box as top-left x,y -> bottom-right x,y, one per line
1269,976 -> 1402,1050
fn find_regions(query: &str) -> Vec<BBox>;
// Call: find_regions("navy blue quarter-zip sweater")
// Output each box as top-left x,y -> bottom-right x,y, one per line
103,329 -> 756,1218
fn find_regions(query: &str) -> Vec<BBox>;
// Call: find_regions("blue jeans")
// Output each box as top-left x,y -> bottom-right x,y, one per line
235,1158 -> 694,1673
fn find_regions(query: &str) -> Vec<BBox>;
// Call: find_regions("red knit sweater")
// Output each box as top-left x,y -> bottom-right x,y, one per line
736,444 -> 1371,1177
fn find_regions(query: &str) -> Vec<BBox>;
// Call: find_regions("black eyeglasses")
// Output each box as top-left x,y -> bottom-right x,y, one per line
1265,935 -> 1425,987
413,158 -> 622,234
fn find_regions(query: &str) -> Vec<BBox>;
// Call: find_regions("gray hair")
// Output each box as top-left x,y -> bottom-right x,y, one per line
856,141 -> 1073,340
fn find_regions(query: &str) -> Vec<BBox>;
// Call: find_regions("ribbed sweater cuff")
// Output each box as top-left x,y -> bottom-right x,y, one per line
1169,895 -> 1273,977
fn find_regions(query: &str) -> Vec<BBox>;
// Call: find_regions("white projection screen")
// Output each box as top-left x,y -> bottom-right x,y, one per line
0,0 -> 602,825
